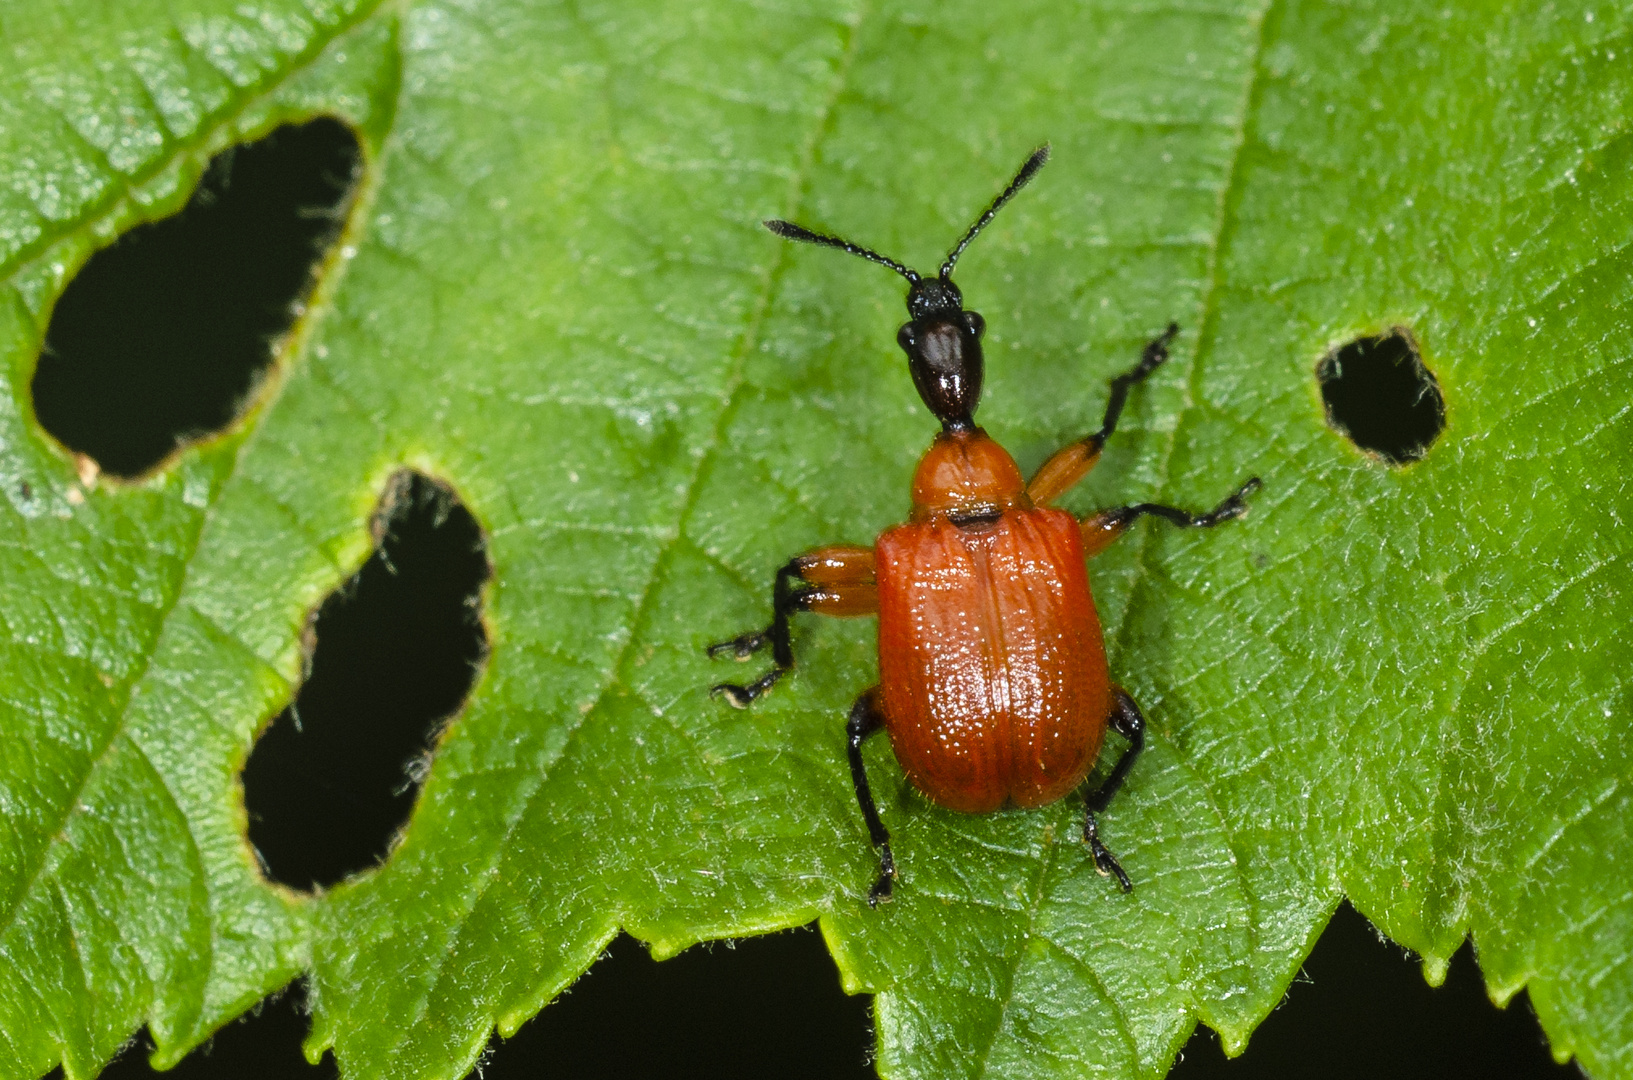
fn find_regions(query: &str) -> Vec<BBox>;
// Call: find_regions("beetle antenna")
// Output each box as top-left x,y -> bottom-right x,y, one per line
939,144 -> 1051,280
764,219 -> 921,283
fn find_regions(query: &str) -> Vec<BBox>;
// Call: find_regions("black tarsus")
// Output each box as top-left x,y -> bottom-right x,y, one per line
707,558 -> 815,707
761,219 -> 919,283
1083,688 -> 1146,893
939,144 -> 1051,279
1083,321 -> 1179,456
846,689 -> 896,906
1083,343 -> 1262,529
1099,475 -> 1264,535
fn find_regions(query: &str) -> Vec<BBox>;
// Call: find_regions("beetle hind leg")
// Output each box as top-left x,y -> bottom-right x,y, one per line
1082,687 -> 1146,893
846,687 -> 897,906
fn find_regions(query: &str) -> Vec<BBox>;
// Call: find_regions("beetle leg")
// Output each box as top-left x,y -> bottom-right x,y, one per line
1026,323 -> 1179,506
1079,475 -> 1262,558
708,546 -> 877,708
846,687 -> 897,906
1082,687 -> 1146,893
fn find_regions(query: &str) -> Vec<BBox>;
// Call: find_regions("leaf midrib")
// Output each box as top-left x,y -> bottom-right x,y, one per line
362,7 -> 871,1066
974,0 -> 1281,1064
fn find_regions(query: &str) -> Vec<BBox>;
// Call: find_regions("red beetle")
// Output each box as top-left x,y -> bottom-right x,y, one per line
710,147 -> 1260,904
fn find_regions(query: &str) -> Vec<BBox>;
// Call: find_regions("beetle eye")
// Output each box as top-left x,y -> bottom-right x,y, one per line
897,322 -> 918,353
962,311 -> 985,338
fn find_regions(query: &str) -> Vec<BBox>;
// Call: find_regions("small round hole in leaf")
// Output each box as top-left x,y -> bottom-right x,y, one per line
1316,329 -> 1445,465
33,117 -> 362,478
241,472 -> 490,892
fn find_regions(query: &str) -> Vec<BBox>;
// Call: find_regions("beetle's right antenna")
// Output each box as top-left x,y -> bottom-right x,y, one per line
763,219 -> 921,284
939,144 -> 1051,280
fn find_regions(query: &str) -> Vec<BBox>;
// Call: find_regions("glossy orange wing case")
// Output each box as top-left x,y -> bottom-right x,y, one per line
874,507 -> 1114,813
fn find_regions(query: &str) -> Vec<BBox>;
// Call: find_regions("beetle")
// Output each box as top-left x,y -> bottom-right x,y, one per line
708,146 -> 1261,905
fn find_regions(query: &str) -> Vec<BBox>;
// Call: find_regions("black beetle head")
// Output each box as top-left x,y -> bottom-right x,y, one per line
763,145 -> 1049,432
897,303 -> 984,431
906,277 -> 963,321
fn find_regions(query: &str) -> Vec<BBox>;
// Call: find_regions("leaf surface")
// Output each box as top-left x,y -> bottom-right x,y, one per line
0,0 -> 1629,1078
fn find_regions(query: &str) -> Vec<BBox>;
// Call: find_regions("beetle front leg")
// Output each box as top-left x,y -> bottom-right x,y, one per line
708,545 -> 876,707
1082,687 -> 1145,893
1027,323 -> 1179,506
846,687 -> 897,906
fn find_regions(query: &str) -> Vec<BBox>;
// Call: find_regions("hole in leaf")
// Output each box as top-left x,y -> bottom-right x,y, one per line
479,926 -> 875,1078
1316,328 -> 1445,465
32,117 -> 362,478
1169,901 -> 1576,1079
241,472 -> 490,891
75,981 -> 335,1080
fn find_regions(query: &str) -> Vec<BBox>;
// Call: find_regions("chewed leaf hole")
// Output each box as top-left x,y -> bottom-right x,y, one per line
1316,328 -> 1445,465
33,117 -> 362,478
242,472 -> 490,892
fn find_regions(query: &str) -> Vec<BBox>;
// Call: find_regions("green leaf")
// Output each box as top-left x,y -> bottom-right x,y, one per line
1,0 -> 1629,1078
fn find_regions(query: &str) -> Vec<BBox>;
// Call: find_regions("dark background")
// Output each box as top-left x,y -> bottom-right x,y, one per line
37,119 -> 1569,1079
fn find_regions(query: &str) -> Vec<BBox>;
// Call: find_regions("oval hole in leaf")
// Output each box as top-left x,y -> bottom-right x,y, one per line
479,926 -> 874,1078
32,117 -> 362,478
1315,328 -> 1446,465
241,471 -> 491,892
1169,902 -> 1574,1078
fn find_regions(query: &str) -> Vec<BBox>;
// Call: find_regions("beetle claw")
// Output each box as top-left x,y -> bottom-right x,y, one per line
867,874 -> 895,907
1137,321 -> 1180,373
1084,813 -> 1135,893
1087,837 -> 1134,893
710,683 -> 754,709
1192,475 -> 1263,529
709,664 -> 785,709
1223,476 -> 1263,517
866,842 -> 898,907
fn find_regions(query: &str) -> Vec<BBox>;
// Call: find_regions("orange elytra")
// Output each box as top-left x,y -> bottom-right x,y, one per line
708,146 -> 1261,905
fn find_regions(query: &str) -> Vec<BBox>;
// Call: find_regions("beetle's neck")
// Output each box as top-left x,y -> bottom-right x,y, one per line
908,429 -> 1031,523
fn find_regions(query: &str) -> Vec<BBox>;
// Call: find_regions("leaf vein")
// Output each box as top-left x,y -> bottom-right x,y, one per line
0,0 -> 394,286
367,9 -> 871,1063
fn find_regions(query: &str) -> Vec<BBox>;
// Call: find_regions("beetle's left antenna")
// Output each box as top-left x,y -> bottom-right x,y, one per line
939,144 -> 1051,280
763,219 -> 921,283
